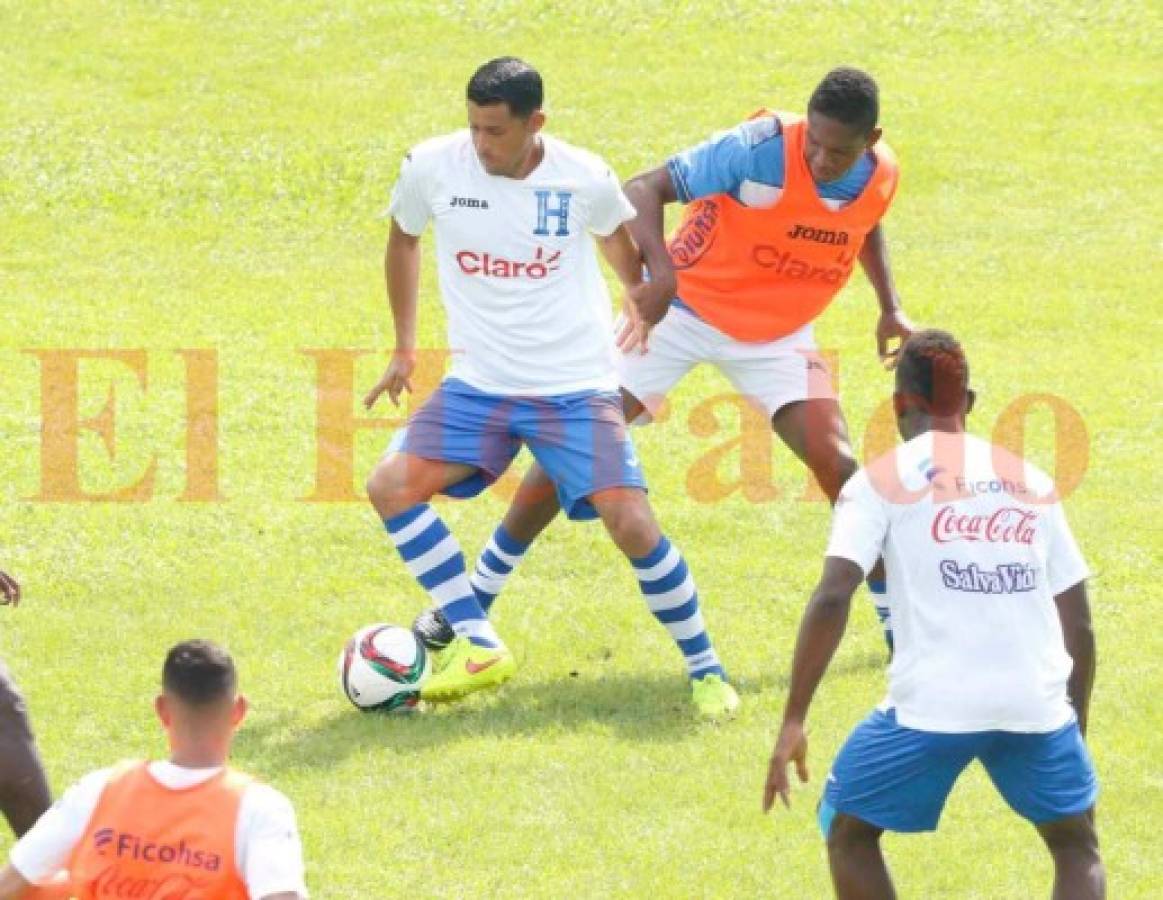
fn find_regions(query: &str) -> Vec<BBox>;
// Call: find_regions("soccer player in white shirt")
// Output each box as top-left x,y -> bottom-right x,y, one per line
363,58 -> 739,716
762,331 -> 1104,899
413,68 -> 913,656
0,640 -> 307,900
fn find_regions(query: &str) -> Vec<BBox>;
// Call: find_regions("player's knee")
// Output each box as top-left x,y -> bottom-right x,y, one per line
595,491 -> 657,549
1040,813 -> 1101,862
825,813 -> 881,856
366,458 -> 420,517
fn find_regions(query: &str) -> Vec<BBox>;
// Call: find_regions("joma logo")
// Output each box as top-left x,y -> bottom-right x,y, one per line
787,224 -> 849,245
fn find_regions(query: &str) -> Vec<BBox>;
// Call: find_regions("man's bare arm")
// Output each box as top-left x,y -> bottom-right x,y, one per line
859,223 -> 915,365
364,220 -> 422,409
1054,580 -> 1096,736
622,166 -> 679,324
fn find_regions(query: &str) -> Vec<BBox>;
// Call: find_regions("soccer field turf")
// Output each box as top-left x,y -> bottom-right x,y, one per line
1,1 -> 1160,896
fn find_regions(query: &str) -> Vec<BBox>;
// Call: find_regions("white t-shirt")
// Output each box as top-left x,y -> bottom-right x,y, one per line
9,762 -> 307,899
387,130 -> 636,395
827,432 -> 1090,734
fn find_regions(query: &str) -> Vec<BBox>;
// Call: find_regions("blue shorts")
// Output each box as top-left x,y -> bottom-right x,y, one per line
819,708 -> 1098,835
388,379 -> 646,521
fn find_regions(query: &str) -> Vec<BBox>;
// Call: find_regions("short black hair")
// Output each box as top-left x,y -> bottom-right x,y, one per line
808,67 -> 880,134
896,329 -> 970,417
466,57 -> 543,118
163,640 -> 237,706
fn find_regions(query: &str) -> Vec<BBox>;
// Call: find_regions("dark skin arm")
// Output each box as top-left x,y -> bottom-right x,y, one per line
763,556 -> 865,811
859,223 -> 915,366
1054,580 -> 1095,737
621,166 -> 679,326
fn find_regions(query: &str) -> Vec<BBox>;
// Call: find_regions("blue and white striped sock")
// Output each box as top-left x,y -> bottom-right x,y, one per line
470,525 -> 530,614
384,505 -> 500,648
632,536 -> 724,681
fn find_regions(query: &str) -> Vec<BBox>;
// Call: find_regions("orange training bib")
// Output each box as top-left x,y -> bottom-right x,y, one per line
668,112 -> 899,342
68,761 -> 251,900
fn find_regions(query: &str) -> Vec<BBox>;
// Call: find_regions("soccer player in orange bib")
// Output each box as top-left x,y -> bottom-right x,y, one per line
0,640 -> 306,900
413,68 -> 914,653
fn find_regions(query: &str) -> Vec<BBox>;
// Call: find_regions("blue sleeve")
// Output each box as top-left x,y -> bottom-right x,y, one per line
666,118 -> 786,203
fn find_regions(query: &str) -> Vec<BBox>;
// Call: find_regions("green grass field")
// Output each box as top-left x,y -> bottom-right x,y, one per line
1,1 -> 1160,896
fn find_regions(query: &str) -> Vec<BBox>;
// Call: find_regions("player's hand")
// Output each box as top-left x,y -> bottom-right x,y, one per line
763,719 -> 809,812
876,307 -> 917,370
364,350 -> 416,409
629,278 -> 674,327
616,294 -> 651,356
0,570 -> 21,607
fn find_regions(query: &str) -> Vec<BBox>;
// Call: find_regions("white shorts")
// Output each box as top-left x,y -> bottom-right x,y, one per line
615,305 -> 837,424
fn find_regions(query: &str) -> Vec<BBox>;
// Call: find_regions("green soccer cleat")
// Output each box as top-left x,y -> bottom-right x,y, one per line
691,674 -> 740,720
420,637 -> 517,703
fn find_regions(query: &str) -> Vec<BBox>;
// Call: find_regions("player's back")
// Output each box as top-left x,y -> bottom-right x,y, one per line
842,432 -> 1089,734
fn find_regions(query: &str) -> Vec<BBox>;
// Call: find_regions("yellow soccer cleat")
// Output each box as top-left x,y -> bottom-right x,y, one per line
420,637 -> 516,703
691,674 -> 740,720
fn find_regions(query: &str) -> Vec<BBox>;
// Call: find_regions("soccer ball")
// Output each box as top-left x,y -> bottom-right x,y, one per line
338,624 -> 431,712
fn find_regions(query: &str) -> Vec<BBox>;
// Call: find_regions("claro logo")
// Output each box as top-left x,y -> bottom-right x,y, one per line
456,247 -> 562,279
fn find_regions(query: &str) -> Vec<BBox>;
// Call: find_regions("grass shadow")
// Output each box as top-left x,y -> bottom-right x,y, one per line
237,671 -> 719,776
746,646 -> 890,695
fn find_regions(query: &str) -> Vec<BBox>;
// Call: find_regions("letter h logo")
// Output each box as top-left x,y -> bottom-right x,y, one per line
534,190 -> 571,236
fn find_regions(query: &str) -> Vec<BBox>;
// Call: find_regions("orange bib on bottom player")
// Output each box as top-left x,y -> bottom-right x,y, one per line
668,112 -> 899,342
68,761 -> 250,900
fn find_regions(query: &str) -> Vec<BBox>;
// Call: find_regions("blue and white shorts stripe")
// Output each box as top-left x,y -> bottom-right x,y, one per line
388,378 -> 646,520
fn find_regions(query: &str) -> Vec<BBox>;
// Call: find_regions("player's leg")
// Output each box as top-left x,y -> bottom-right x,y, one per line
411,387 -> 651,650
517,384 -> 736,717
770,399 -> 893,647
981,721 -> 1104,898
820,708 -> 978,896
1037,812 -> 1105,900
367,381 -> 522,700
368,451 -> 500,647
411,461 -> 560,650
0,661 -> 51,836
415,314 -> 694,648
468,461 -> 561,613
723,338 -> 893,648
587,486 -> 738,717
826,813 -> 895,900
585,313 -> 720,709
468,384 -> 651,609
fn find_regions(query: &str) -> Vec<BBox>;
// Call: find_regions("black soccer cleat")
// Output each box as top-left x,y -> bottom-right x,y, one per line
412,606 -> 456,652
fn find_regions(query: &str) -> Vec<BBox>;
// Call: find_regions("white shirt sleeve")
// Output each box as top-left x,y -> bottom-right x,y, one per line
236,784 -> 308,899
386,150 -> 432,236
586,165 -> 637,237
1044,501 -> 1090,595
825,470 -> 889,575
9,769 -> 110,884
